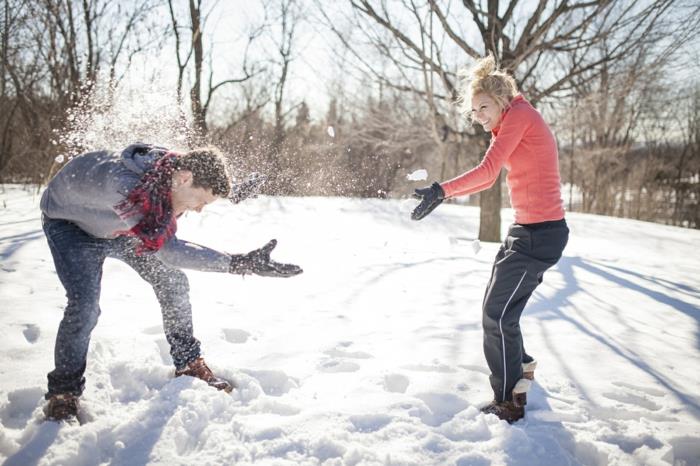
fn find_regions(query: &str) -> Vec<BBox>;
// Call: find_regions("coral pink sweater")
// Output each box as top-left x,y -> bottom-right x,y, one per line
441,95 -> 565,224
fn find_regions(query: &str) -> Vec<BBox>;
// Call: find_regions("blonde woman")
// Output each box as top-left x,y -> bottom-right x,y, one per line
412,56 -> 569,423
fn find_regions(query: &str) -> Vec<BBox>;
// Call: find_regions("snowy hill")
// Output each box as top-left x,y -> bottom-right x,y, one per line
0,184 -> 699,466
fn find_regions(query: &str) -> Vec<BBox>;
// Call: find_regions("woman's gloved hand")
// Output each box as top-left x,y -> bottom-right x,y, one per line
411,182 -> 445,220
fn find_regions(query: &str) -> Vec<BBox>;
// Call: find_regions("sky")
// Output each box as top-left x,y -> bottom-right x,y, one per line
116,0 -> 700,135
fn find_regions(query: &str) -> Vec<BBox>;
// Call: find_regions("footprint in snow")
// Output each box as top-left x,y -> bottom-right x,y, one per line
155,339 -> 173,366
222,328 -> 251,344
598,432 -> 664,454
458,364 -> 490,375
349,413 -> 393,432
317,359 -> 360,373
251,398 -> 300,416
0,386 -> 45,429
411,392 -> 470,427
252,427 -> 284,441
383,373 -> 410,393
22,324 -> 40,344
611,380 -> 666,398
602,390 -> 662,411
324,342 -> 372,359
242,369 -> 299,396
316,342 -> 369,373
402,363 -> 457,373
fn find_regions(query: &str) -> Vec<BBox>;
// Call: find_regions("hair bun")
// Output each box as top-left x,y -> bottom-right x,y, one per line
471,54 -> 497,80
459,54 -> 518,116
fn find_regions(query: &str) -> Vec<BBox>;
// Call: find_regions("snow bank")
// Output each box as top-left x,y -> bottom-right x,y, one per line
1,185 -> 699,465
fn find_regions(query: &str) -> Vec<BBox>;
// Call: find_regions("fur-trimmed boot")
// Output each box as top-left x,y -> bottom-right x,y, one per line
522,360 -> 537,380
480,378 -> 531,423
512,378 -> 531,408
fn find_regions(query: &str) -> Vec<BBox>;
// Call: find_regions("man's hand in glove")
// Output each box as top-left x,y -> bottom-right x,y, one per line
229,239 -> 303,277
229,173 -> 267,204
411,182 -> 445,220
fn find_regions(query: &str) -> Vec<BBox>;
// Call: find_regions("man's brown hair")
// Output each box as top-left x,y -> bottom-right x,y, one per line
176,147 -> 231,197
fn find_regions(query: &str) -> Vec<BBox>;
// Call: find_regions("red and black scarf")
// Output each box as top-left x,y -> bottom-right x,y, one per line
115,152 -> 179,253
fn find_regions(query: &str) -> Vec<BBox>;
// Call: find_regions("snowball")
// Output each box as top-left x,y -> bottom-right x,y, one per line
407,169 -> 428,181
327,126 -> 335,138
472,239 -> 481,255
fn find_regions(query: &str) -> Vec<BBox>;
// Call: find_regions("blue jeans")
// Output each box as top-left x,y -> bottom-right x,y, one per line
42,217 -> 201,397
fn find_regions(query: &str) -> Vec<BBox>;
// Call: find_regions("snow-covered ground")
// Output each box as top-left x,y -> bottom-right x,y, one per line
0,184 -> 699,466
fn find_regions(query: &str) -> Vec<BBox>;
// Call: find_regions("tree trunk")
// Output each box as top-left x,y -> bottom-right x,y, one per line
1,0 -> 8,98
479,172 -> 502,242
189,0 -> 205,139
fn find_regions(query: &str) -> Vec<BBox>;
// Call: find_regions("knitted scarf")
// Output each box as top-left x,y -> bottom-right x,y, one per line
115,152 -> 179,253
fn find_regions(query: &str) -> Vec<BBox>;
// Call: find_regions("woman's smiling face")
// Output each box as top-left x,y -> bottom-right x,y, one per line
470,93 -> 503,131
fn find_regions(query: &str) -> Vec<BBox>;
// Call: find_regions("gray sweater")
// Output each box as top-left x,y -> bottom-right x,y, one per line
40,143 -> 231,273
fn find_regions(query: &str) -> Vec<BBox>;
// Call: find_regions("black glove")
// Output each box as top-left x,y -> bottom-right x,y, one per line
229,173 -> 267,204
411,182 -> 445,220
229,239 -> 303,277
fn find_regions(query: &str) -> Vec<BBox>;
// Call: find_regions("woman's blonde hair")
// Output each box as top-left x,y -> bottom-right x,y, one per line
458,54 -> 518,119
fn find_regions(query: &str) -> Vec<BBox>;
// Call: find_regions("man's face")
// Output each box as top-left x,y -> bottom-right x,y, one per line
171,171 -> 219,216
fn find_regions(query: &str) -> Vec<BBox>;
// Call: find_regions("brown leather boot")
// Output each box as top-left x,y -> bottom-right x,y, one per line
480,400 -> 525,423
175,357 -> 235,393
45,393 -> 79,422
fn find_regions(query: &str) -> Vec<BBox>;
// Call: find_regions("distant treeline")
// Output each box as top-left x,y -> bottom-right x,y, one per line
1,1 -> 698,230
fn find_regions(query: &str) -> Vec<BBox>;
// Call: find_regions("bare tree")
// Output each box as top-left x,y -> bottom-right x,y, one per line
555,1 -> 700,223
1,0 -> 11,99
662,86 -> 700,227
0,0 -> 160,181
0,0 -> 46,176
319,0 -> 697,240
189,0 -> 205,136
268,0 -> 300,148
167,0 -> 262,141
167,0 -> 191,107
344,92 -> 433,197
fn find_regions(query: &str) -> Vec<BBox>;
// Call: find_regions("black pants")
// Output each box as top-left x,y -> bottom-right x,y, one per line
482,219 -> 569,402
43,217 -> 201,396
